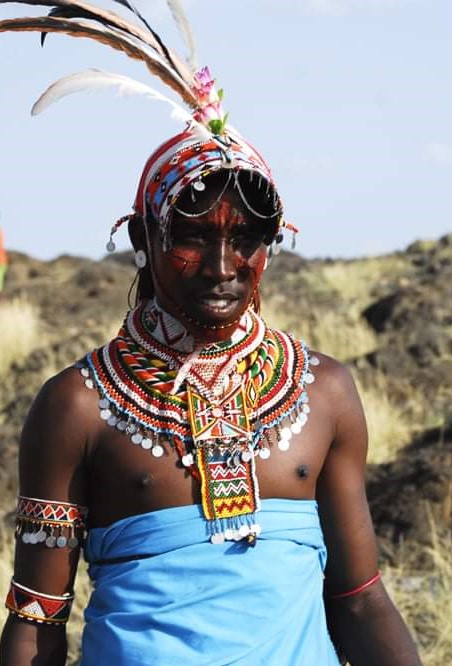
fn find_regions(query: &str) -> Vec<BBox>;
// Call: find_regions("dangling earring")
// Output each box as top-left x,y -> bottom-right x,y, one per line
273,232 -> 284,256
134,249 -> 147,268
106,214 -> 132,253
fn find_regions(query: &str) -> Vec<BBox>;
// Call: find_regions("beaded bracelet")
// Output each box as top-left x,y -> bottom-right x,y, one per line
5,579 -> 74,624
328,571 -> 382,600
15,495 -> 87,549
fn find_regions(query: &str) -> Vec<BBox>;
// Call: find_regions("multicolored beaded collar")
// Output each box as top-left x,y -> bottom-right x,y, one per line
80,301 -> 318,544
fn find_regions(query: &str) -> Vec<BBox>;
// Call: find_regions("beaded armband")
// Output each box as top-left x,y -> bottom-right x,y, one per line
6,579 -> 73,624
15,496 -> 87,549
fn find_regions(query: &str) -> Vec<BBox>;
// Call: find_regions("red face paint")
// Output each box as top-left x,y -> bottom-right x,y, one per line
149,195 -> 269,341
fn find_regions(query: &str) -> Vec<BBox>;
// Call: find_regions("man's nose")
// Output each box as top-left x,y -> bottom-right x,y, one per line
203,239 -> 236,281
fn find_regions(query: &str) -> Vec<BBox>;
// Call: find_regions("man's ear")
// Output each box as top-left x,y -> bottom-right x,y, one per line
128,214 -> 147,252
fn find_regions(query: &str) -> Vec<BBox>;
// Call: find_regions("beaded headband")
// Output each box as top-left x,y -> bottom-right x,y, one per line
0,1 -> 298,254
133,126 -> 282,246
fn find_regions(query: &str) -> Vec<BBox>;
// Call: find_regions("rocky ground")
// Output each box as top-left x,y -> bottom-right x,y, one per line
1,235 -> 451,564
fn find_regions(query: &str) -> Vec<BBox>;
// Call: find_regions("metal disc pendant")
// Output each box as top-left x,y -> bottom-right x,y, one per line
239,524 -> 250,538
131,433 -> 143,445
211,533 -> 225,544
151,444 -> 164,458
259,448 -> 271,460
291,421 -> 302,435
99,398 -> 110,410
56,536 -> 67,548
193,179 -> 206,191
45,536 -> 56,548
278,438 -> 291,451
182,453 -> 194,467
300,413 -> 308,426
68,536 -> 79,548
279,427 -> 292,441
141,438 -> 153,450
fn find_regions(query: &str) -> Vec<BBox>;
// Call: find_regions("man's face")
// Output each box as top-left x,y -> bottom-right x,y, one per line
149,190 -> 269,333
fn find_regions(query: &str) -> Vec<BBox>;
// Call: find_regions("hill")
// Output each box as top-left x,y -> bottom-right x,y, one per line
0,235 -> 451,664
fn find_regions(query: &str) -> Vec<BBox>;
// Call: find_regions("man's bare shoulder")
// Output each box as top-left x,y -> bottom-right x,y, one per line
309,350 -> 356,392
20,365 -> 99,472
16,364 -> 96,501
29,365 -> 96,422
305,349 -> 364,428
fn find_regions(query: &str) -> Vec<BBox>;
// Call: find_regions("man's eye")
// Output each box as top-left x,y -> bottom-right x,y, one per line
231,232 -> 264,250
173,234 -> 206,246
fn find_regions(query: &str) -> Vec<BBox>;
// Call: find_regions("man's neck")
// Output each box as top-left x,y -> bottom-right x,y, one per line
141,298 -> 251,354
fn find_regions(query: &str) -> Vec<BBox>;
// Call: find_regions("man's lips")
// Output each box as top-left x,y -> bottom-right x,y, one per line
194,291 -> 241,313
197,288 -> 241,301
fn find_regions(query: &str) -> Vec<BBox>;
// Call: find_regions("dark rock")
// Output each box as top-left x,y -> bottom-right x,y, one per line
367,422 -> 452,559
362,293 -> 401,333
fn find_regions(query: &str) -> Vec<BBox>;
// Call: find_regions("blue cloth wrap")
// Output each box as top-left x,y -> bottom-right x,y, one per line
81,499 -> 340,665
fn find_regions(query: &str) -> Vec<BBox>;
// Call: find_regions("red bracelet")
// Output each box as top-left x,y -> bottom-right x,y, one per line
329,570 -> 382,599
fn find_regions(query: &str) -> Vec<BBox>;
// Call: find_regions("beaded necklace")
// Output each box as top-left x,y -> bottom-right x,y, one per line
80,301 -> 318,544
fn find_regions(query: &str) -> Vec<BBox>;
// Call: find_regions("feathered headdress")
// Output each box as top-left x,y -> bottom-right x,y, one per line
0,0 -> 297,250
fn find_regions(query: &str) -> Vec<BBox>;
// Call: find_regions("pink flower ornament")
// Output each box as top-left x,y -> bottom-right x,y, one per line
193,66 -> 216,102
193,66 -> 228,135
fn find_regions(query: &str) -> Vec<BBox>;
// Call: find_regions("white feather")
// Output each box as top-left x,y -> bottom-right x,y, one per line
31,69 -> 210,138
166,0 -> 197,71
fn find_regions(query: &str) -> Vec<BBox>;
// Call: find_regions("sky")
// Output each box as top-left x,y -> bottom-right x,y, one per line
0,0 -> 451,261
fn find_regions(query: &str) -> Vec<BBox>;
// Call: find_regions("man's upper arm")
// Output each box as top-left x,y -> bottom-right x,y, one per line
316,360 -> 380,594
13,366 -> 90,596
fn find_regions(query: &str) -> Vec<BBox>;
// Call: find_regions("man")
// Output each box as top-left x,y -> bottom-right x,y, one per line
0,2 -> 422,664
0,126 -> 423,665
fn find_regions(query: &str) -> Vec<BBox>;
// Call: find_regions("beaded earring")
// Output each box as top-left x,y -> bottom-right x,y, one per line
106,215 -> 133,253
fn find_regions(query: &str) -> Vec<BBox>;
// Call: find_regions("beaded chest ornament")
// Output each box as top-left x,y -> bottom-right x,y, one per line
80,300 -> 318,545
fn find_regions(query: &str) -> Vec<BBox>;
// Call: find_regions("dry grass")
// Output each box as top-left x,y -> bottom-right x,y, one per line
307,311 -> 377,362
354,373 -> 413,464
0,297 -> 42,377
261,300 -> 378,362
382,509 -> 452,666
0,524 -> 15,629
314,256 -> 413,307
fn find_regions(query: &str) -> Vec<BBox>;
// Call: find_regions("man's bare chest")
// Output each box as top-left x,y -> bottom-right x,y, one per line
86,408 -> 333,528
